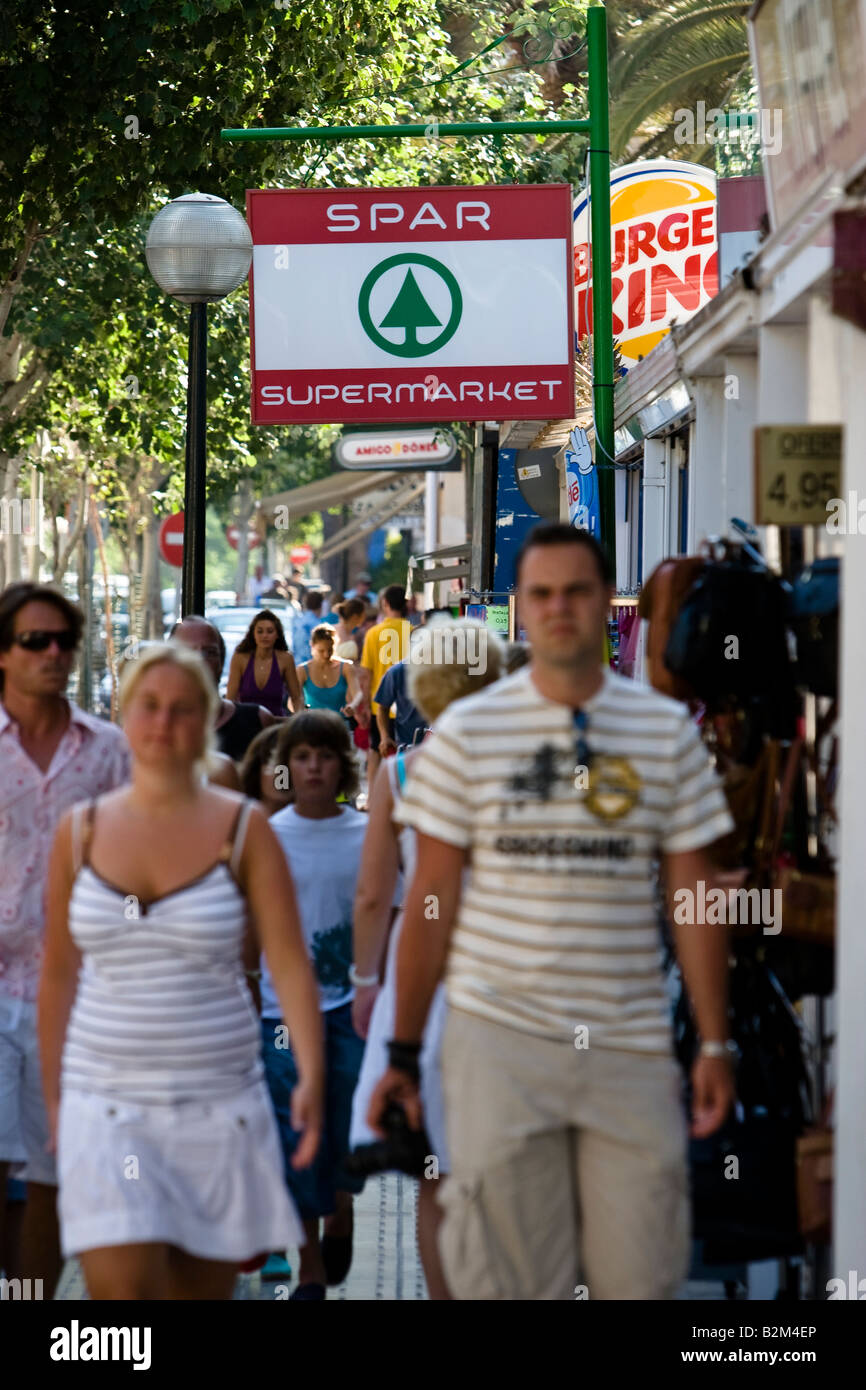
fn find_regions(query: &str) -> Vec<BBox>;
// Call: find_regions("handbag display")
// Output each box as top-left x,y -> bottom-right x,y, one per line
663,541 -> 795,713
775,866 -> 836,945
637,554 -> 706,701
770,736 -> 836,947
796,1125 -> 833,1245
674,947 -> 812,1266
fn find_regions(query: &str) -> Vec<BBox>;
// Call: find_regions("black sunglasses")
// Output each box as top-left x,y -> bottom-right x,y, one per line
13,629 -> 77,653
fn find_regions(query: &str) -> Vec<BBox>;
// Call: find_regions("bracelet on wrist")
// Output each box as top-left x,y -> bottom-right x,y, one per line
387,1038 -> 422,1080
698,1039 -> 738,1061
349,963 -> 379,988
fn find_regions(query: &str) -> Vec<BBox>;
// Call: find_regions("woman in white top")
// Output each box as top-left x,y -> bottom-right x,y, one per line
39,642 -> 323,1300
349,619 -> 503,1300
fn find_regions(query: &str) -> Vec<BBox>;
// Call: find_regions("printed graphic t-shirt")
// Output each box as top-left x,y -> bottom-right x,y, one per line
260,805 -> 367,1016
394,666 -> 734,1054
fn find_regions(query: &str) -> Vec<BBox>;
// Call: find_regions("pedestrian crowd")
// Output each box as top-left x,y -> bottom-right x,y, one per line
0,524 -> 738,1300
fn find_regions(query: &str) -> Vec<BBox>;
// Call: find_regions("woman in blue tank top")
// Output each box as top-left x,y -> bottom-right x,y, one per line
298,624 -> 365,725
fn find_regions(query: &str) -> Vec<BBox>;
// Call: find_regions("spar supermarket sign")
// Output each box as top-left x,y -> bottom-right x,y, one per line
574,159 -> 717,367
247,185 -> 574,424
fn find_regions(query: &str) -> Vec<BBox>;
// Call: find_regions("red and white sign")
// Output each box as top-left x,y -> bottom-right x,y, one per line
335,428 -> 457,469
158,512 -> 185,568
247,185 -> 575,425
290,544 -> 313,565
226,523 -> 263,552
573,160 -> 717,368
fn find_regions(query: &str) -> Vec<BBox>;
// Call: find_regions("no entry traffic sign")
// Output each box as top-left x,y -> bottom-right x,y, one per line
226,523 -> 263,551
246,185 -> 575,425
158,512 -> 185,568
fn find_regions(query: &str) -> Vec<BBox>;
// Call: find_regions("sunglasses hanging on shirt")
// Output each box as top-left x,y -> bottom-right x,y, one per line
573,709 -> 592,791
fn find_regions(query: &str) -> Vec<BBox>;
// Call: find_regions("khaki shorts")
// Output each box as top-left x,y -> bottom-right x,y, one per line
438,1009 -> 689,1300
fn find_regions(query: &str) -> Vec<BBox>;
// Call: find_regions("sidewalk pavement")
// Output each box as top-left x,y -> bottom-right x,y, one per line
53,1172 -> 738,1301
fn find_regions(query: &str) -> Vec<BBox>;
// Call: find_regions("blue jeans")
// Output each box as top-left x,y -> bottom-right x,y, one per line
261,1002 -> 365,1219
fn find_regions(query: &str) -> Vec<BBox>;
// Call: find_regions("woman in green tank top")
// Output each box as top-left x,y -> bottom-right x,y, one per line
298,624 -> 365,726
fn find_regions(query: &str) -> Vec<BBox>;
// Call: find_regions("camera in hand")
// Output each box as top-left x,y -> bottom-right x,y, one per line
344,1103 -> 432,1178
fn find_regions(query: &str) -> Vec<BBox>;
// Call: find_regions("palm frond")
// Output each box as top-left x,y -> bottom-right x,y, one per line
612,40 -> 751,158
610,1 -> 750,92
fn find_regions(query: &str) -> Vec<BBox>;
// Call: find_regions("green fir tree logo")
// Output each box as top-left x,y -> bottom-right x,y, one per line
358,253 -> 462,358
378,268 -> 442,350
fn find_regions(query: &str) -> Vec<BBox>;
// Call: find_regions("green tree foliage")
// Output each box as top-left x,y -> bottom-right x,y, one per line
1,0 -> 754,609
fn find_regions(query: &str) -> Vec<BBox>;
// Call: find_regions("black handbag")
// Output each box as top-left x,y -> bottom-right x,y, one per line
789,557 -> 839,698
663,544 -> 794,710
674,947 -> 812,1264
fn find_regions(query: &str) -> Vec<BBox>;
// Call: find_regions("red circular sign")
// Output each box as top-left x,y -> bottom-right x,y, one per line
290,544 -> 312,565
226,524 -> 263,552
158,512 -> 185,568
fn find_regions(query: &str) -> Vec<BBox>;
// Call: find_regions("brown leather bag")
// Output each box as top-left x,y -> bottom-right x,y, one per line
638,555 -> 705,701
796,1105 -> 833,1244
771,739 -> 836,945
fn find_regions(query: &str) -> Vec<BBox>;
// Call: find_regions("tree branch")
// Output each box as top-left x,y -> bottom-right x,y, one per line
0,352 -> 48,423
0,222 -> 41,339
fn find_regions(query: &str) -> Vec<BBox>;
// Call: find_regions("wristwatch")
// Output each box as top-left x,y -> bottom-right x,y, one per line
699,1039 -> 738,1060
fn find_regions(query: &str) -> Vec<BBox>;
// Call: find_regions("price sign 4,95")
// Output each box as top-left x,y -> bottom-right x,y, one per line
754,426 -> 842,527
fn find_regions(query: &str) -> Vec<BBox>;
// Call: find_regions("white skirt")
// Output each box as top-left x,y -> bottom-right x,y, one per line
350,910 -> 450,1171
57,1081 -> 303,1262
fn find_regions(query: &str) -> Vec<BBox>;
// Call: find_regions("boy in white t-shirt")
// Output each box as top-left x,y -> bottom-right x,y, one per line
259,711 -> 375,1300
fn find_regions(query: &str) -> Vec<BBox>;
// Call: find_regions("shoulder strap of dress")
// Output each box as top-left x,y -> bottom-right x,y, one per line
71,798 -> 97,874
220,799 -> 255,878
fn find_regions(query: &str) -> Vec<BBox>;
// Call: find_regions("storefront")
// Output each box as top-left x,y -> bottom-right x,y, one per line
601,0 -> 866,1285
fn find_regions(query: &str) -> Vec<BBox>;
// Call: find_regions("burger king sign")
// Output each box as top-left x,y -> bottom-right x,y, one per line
574,159 -> 717,368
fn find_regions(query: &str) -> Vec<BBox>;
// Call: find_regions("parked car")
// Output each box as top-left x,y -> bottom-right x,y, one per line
205,590 -> 238,609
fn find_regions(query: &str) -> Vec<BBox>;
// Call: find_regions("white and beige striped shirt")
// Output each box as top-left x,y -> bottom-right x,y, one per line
395,666 -> 733,1053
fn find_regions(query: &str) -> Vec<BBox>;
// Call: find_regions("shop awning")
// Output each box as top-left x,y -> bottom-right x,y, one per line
315,477 -> 426,562
259,469 -> 402,521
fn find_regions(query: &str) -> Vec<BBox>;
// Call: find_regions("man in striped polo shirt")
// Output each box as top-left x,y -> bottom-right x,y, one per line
367,523 -> 736,1300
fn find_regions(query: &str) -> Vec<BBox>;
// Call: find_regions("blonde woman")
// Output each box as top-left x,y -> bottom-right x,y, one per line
349,620 -> 503,1299
39,642 -> 323,1300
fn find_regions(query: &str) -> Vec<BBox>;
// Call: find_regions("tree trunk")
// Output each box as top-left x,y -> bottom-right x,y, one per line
52,470 -> 90,584
231,477 -> 254,602
77,519 -> 94,713
141,497 -> 163,638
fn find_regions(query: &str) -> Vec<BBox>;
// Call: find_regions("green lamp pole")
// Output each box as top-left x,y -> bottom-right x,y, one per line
221,5 -> 617,566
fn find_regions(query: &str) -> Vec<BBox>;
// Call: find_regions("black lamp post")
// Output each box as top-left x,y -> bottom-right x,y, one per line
145,193 -> 252,616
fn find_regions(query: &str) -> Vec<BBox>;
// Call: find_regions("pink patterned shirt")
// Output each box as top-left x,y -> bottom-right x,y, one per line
0,700 -> 130,1002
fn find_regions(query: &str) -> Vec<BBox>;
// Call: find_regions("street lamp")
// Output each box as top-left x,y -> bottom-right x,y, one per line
145,193 -> 252,616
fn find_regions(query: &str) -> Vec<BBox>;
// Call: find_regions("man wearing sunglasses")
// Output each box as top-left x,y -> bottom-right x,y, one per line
368,523 -> 737,1301
0,582 -> 129,1294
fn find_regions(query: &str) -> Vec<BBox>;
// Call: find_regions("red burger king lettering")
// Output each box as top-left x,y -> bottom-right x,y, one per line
573,161 -> 717,366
